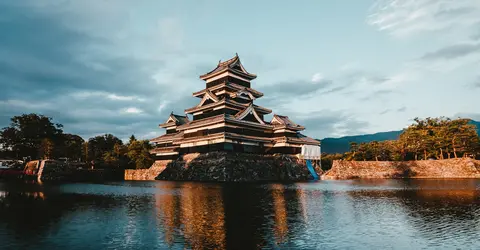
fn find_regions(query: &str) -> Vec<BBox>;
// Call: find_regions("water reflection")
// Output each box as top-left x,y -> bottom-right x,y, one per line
152,182 -> 309,249
0,179 -> 479,249
272,184 -> 288,244
345,179 -> 480,249
155,182 -> 226,249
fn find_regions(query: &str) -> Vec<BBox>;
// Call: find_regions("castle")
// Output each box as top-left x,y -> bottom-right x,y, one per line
150,54 -> 320,159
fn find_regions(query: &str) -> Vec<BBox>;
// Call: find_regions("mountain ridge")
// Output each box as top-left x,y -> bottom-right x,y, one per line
319,120 -> 480,154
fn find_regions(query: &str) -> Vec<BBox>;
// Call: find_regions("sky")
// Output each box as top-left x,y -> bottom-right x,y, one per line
0,0 -> 479,141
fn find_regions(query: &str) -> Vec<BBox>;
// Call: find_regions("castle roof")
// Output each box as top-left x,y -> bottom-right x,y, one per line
271,114 -> 305,131
159,113 -> 190,128
199,53 -> 257,81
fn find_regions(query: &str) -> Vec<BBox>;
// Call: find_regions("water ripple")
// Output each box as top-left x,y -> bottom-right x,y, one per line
0,179 -> 479,249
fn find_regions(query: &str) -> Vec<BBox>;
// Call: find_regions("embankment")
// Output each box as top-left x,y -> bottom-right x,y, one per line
154,152 -> 322,182
124,160 -> 171,180
322,158 -> 480,179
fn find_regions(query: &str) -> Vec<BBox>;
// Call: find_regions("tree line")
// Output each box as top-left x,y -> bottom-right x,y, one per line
321,117 -> 480,169
0,114 -> 153,169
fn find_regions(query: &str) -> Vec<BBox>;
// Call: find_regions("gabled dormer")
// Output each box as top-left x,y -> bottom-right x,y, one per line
231,89 -> 256,101
159,112 -> 190,134
197,89 -> 220,107
271,114 -> 304,131
234,104 -> 265,125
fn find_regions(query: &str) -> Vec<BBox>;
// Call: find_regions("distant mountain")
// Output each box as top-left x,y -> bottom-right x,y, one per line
319,120 -> 480,154
471,120 -> 480,132
320,131 -> 402,154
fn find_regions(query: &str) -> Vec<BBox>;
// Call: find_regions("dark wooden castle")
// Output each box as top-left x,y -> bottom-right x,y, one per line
150,54 -> 320,159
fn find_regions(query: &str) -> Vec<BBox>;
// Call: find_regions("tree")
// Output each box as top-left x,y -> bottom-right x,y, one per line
59,133 -> 85,161
345,142 -> 359,161
320,153 -> 344,170
128,135 -> 137,145
87,134 -> 123,164
126,140 -> 154,169
322,116 -> 480,163
370,141 -> 380,161
38,138 -> 54,159
83,142 -> 89,163
0,114 -> 63,159
103,143 -> 128,168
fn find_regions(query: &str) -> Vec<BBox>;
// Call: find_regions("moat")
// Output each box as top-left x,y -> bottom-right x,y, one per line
1,179 -> 479,249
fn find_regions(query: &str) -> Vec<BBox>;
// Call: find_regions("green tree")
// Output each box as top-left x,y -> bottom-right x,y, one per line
103,143 -> 128,168
345,142 -> 359,161
59,133 -> 85,161
128,135 -> 137,145
370,141 -> 380,161
87,134 -> 123,162
126,140 -> 154,169
330,116 -> 480,163
0,114 -> 63,159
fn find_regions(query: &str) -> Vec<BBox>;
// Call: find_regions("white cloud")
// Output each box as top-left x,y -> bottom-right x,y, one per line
311,73 -> 324,83
368,0 -> 480,38
70,91 -> 145,102
107,94 -> 146,102
124,107 -> 144,114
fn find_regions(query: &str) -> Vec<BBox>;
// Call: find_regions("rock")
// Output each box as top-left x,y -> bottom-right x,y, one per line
155,152 -> 322,182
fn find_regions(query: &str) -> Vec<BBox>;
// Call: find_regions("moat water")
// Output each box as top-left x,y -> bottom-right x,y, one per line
0,179 -> 479,250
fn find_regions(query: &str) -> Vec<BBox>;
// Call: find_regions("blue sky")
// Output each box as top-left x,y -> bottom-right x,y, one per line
0,0 -> 479,141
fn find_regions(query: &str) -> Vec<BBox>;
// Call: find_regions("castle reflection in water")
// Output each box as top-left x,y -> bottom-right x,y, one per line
154,182 -> 309,249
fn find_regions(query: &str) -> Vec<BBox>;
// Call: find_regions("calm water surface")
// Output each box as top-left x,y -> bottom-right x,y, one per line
0,179 -> 479,250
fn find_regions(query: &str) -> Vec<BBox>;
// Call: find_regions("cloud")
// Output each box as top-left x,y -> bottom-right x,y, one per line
0,1 -> 208,141
158,18 -> 184,51
379,109 -> 390,115
261,68 -> 394,105
367,0 -> 480,38
475,77 -> 480,88
260,77 -> 333,100
421,43 -> 480,60
358,89 -> 396,101
124,107 -> 144,114
397,107 -> 407,112
453,112 -> 480,121
378,106 -> 406,115
70,91 -> 146,102
287,110 -> 370,138
321,86 -> 347,94
311,73 -> 324,83
472,23 -> 480,40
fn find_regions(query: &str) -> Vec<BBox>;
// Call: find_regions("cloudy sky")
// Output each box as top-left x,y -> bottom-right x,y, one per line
0,0 -> 479,141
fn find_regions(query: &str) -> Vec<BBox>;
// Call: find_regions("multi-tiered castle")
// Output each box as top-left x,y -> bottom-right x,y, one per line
150,54 -> 320,159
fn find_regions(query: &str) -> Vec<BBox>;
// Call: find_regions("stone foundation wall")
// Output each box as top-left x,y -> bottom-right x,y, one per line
322,158 -> 480,179
156,152 -> 322,182
124,160 -> 171,180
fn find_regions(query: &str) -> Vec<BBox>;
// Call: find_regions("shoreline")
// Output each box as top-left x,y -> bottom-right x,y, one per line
322,158 -> 480,180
